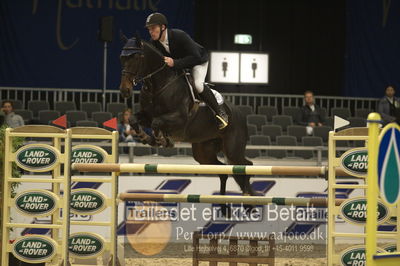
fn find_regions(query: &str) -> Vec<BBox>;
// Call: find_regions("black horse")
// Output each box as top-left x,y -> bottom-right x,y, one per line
119,34 -> 255,215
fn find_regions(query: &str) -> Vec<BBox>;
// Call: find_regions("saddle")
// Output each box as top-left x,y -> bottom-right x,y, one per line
183,70 -> 200,103
182,70 -> 201,115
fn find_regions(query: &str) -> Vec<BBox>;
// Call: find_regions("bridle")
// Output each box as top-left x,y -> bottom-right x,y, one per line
120,40 -> 184,98
121,46 -> 167,86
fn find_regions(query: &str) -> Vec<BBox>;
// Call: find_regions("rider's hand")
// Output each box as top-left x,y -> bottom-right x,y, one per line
164,57 -> 174,67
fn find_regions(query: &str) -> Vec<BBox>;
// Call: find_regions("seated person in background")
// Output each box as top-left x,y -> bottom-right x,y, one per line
377,85 -> 400,125
1,101 -> 24,128
118,109 -> 136,142
297,90 -> 325,135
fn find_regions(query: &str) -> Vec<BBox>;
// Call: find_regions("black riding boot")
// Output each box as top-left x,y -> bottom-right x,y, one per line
199,87 -> 229,129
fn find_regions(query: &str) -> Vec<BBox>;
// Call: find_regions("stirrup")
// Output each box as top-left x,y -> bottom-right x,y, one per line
216,115 -> 228,129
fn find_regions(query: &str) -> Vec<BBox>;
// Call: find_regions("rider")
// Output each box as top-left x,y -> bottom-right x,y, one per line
144,12 -> 229,129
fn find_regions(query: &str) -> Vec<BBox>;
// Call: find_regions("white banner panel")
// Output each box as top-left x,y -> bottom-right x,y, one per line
209,52 -> 239,83
240,53 -> 269,84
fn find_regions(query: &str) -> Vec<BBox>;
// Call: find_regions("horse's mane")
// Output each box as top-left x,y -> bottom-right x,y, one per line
142,40 -> 164,59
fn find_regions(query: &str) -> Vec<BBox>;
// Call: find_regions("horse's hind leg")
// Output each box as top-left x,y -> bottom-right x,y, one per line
192,141 -> 231,217
221,129 -> 258,217
192,141 -> 228,194
222,130 -> 255,196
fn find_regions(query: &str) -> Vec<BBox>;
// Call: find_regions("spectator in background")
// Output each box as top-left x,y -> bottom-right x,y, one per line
297,90 -> 325,135
377,85 -> 400,125
1,101 -> 24,128
118,109 -> 136,142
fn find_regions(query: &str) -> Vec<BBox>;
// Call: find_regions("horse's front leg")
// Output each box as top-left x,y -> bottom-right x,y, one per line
128,120 -> 156,146
151,112 -> 183,147
153,128 -> 174,148
130,120 -> 170,148
150,118 -> 165,147
136,127 -> 155,145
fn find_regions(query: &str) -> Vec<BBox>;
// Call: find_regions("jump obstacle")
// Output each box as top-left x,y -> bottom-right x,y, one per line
1,118 -> 400,265
119,192 -> 344,207
1,126 -> 119,266
327,114 -> 400,266
72,163 -> 326,175
72,162 -> 349,176
365,113 -> 400,266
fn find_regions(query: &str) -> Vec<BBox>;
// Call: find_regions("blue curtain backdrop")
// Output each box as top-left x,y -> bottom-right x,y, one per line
0,0 -> 194,89
345,0 -> 400,97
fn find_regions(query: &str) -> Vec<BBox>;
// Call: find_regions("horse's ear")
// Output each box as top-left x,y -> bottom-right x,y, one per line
134,31 -> 142,48
119,30 -> 128,44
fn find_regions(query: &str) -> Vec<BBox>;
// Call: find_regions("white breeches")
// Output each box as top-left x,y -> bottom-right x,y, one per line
192,61 -> 224,105
192,61 -> 209,93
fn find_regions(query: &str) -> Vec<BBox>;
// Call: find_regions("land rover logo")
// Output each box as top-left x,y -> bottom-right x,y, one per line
340,246 -> 385,266
12,235 -> 57,263
340,148 -> 368,177
71,145 -> 107,164
70,189 -> 107,215
15,190 -> 59,217
340,197 -> 389,225
68,232 -> 105,258
15,144 -> 60,172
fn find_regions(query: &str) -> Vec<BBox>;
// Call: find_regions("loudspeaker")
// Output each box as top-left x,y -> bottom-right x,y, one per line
99,16 -> 113,42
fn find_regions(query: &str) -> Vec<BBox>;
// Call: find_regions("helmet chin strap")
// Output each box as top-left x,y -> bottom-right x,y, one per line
157,25 -> 165,41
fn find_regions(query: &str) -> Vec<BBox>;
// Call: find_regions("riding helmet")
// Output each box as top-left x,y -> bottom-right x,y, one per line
145,13 -> 168,28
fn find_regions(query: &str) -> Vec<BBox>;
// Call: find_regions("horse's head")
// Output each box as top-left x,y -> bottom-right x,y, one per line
119,32 -> 144,98
120,32 -> 168,98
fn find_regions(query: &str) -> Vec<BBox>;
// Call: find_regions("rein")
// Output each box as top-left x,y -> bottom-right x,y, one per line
121,46 -> 167,86
124,63 -> 167,85
122,62 -> 167,86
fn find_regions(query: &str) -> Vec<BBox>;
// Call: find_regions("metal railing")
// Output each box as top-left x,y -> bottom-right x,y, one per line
0,87 -> 136,110
1,86 -> 379,115
223,92 -> 379,115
